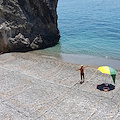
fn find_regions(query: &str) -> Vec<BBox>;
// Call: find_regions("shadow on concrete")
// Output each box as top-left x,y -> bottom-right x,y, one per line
97,83 -> 115,92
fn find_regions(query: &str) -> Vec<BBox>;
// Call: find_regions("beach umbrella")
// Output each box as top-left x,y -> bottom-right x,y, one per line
98,66 -> 117,84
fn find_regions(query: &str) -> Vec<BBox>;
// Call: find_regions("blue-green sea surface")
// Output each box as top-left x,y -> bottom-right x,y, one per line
57,0 -> 120,60
31,0 -> 120,68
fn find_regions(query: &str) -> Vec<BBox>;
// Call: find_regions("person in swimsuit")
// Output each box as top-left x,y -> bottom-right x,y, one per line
76,65 -> 89,83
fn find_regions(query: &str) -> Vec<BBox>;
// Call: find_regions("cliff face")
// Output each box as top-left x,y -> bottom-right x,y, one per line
0,0 -> 60,52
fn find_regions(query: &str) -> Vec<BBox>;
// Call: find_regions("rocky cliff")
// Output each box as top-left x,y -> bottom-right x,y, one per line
0,0 -> 60,52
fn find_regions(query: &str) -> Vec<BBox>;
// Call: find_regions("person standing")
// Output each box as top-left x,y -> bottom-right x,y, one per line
76,65 -> 89,84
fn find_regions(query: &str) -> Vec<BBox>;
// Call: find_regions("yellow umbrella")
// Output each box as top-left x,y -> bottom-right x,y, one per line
98,66 -> 117,84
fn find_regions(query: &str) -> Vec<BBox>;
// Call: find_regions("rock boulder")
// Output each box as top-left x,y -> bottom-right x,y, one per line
0,0 -> 60,52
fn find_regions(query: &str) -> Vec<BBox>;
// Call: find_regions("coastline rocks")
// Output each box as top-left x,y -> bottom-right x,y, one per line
0,23 -> 11,52
30,36 -> 43,49
9,33 -> 30,51
0,0 -> 60,52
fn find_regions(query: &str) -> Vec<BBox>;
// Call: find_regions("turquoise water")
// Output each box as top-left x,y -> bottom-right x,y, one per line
33,0 -> 120,67
55,0 -> 120,60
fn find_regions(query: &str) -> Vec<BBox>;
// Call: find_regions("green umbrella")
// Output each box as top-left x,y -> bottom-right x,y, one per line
98,66 -> 117,84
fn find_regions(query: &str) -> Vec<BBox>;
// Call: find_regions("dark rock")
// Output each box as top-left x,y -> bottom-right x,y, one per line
30,36 -> 43,49
9,33 -> 30,51
0,0 -> 60,52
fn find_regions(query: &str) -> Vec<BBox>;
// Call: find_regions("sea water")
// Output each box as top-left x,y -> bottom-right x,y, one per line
57,0 -> 120,59
32,0 -> 120,68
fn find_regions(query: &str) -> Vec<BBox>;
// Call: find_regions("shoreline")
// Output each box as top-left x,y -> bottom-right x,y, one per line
1,51 -> 120,70
60,53 -> 120,70
29,50 -> 120,70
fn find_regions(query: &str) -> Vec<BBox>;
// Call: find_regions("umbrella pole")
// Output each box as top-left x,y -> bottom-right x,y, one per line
105,74 -> 106,84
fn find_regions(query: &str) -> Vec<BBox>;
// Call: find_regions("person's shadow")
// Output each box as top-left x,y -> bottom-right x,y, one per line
97,83 -> 115,91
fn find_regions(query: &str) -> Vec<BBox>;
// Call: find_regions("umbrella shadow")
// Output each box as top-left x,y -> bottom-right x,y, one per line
97,83 -> 115,92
